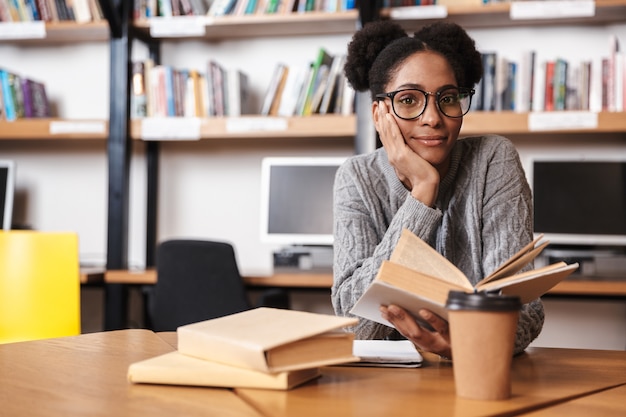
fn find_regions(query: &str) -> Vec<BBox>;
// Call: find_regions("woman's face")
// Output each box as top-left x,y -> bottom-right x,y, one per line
376,51 -> 463,177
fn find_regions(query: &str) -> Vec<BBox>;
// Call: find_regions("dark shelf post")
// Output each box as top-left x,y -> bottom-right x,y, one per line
145,42 -> 161,268
101,0 -> 132,330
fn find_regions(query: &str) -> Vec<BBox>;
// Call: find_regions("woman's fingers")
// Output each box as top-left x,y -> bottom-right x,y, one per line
380,304 -> 452,359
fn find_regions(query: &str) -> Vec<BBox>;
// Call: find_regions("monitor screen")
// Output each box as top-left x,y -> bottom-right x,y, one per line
260,156 -> 347,246
532,159 -> 626,246
0,160 -> 15,230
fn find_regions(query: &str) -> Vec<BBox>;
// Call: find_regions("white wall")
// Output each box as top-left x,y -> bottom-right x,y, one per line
2,21 -> 625,348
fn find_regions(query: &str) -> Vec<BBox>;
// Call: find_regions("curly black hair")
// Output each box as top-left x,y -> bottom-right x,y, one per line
344,20 -> 483,101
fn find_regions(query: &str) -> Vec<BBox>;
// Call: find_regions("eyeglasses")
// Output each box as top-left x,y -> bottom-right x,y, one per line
375,87 -> 475,119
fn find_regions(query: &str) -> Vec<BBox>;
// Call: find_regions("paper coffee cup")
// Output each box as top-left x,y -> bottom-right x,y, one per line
446,291 -> 521,401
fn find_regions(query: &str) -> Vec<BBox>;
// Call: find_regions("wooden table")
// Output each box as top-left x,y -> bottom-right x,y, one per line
0,330 -> 262,417
3,330 -> 624,417
235,348 -> 626,417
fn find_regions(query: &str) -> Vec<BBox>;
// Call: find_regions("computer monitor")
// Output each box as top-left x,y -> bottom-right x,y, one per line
531,158 -> 626,246
260,156 -> 347,246
0,160 -> 15,230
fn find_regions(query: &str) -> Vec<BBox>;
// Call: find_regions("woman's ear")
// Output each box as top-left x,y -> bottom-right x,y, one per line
372,100 -> 380,126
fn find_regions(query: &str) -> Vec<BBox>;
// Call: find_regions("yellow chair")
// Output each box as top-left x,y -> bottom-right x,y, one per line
0,231 -> 81,344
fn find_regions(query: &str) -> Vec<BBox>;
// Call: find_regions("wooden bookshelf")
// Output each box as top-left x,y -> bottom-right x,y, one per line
130,114 -> 356,140
461,111 -> 626,136
384,0 -> 626,30
0,119 -> 108,140
133,10 -> 359,40
124,111 -> 626,140
0,21 -> 110,44
2,112 -> 624,141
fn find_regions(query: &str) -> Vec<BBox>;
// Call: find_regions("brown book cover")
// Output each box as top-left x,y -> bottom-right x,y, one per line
351,229 -> 578,326
177,307 -> 359,373
128,351 -> 321,390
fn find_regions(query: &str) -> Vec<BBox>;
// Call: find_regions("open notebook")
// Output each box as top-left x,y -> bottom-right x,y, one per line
350,340 -> 423,368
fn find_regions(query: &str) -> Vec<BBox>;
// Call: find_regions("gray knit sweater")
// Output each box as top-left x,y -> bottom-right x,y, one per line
332,134 -> 544,355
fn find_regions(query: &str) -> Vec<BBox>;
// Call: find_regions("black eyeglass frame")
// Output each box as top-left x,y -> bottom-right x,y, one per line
375,87 -> 475,119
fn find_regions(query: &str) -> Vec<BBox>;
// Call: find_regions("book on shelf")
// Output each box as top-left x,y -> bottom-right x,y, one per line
157,0 -> 174,17
11,73 -> 25,119
225,68 -> 251,116
131,61 -> 147,119
148,65 -> 167,117
208,0 -> 238,16
481,52 -> 497,112
183,69 -> 204,117
0,69 -> 48,120
0,69 -> 17,121
339,75 -> 355,115
474,34 -> 626,114
260,63 -> 288,116
177,307 -> 359,373
0,74 -> 4,120
308,63 -> 330,114
142,58 -> 155,117
30,80 -> 50,117
279,0 -> 297,14
20,77 -> 34,118
350,229 -> 579,328
301,47 -> 334,116
72,0 -> 93,23
209,61 -> 226,117
318,53 -> 345,115
295,63 -> 315,115
128,351 -> 321,390
277,63 -> 309,117
516,50 -> 535,112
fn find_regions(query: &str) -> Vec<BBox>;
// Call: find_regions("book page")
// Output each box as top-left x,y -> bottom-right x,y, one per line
390,229 -> 470,288
479,238 -> 549,285
350,261 -> 470,326
476,262 -> 579,303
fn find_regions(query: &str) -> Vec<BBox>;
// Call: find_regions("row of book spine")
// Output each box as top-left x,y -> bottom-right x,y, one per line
0,0 -> 103,23
131,59 -> 252,119
382,0 -> 497,6
0,68 -> 51,121
261,48 -> 354,117
130,47 -> 355,119
134,0 -> 356,19
473,41 -> 625,113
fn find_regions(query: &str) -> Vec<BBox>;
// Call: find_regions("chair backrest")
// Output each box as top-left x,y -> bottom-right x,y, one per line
148,239 -> 251,332
0,231 -> 81,344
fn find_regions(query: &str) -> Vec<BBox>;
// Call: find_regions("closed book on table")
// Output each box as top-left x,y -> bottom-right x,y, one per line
177,307 -> 359,373
128,351 -> 320,390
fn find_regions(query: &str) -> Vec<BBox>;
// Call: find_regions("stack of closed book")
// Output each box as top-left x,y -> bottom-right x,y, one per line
127,307 -> 359,390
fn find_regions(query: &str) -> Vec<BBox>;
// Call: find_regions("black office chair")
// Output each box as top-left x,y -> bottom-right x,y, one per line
145,239 -> 289,331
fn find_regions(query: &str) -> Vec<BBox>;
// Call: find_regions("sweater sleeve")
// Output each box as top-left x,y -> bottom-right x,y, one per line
331,155 -> 442,339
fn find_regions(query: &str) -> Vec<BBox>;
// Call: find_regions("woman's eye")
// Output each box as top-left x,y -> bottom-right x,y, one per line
397,95 -> 417,106
440,95 -> 457,105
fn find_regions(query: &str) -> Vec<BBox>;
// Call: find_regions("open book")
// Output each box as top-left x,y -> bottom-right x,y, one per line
351,229 -> 579,327
178,307 -> 359,373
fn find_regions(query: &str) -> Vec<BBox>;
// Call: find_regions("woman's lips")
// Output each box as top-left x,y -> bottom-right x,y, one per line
412,136 -> 446,146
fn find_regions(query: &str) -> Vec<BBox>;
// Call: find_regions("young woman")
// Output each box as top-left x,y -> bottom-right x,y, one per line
332,20 -> 544,359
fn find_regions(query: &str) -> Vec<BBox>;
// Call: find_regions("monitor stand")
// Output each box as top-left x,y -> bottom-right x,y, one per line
273,245 -> 333,273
